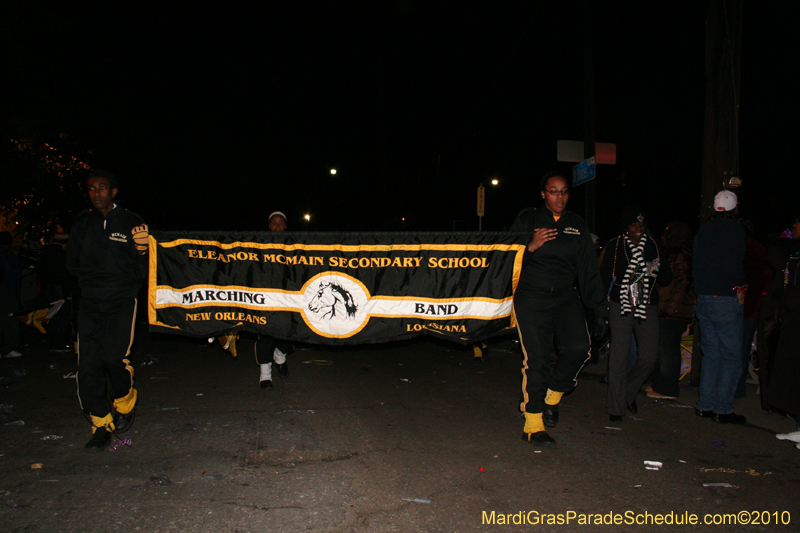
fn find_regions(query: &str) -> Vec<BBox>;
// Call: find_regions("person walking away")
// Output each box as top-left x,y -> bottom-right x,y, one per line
693,191 -> 747,424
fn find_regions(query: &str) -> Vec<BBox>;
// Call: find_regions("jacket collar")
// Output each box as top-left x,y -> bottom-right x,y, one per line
92,203 -> 121,220
538,207 -> 562,222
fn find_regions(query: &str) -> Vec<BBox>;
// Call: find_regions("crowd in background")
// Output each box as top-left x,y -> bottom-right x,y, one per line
588,193 -> 800,448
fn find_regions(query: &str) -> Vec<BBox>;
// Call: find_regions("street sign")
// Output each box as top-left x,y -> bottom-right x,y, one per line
572,156 -> 596,187
557,141 -> 617,164
477,185 -> 485,217
557,140 -> 585,162
595,142 -> 617,165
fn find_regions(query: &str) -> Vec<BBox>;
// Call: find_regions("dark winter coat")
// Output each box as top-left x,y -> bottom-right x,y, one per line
693,217 -> 745,296
763,237 -> 800,416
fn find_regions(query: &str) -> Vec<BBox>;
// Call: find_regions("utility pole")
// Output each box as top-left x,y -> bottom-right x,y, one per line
582,0 -> 596,233
700,0 -> 743,217
693,0 -> 744,386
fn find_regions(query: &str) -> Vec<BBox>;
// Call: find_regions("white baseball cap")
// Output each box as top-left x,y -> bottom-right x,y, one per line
713,190 -> 738,212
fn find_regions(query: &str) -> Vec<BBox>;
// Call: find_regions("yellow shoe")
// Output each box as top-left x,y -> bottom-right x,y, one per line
472,344 -> 483,360
523,412 -> 556,445
31,309 -> 49,335
218,333 -> 239,358
472,342 -> 488,360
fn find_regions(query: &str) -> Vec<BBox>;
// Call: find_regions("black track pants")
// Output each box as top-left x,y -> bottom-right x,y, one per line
77,297 -> 136,418
514,287 -> 591,414
255,335 -> 294,365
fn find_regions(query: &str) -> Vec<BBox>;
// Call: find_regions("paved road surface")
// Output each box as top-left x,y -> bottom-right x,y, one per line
2,329 -> 799,532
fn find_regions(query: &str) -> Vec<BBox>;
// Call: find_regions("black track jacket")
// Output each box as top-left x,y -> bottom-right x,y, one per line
67,204 -> 148,300
510,207 -> 606,312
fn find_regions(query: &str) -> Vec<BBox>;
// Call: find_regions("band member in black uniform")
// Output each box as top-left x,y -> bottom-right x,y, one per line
255,211 -> 294,388
67,170 -> 148,450
510,172 -> 608,446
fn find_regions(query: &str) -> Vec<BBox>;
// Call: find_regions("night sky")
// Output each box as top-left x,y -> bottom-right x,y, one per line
3,2 -> 796,239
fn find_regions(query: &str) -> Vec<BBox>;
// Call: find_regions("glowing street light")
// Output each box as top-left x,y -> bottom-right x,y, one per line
304,214 -> 311,222
330,169 -> 337,175
477,178 -> 499,231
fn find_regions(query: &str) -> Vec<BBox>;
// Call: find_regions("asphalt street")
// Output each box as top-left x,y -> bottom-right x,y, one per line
1,327 -> 799,533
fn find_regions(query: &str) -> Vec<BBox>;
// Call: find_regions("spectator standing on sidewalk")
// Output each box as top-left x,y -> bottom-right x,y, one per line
38,230 -> 77,353
0,232 -> 24,358
68,170 -> 149,450
764,214 -> 800,448
600,207 -> 672,422
649,221 -> 696,400
693,191 -> 747,424
735,219 -> 770,399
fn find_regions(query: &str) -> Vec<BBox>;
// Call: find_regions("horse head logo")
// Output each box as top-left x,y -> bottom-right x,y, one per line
308,281 -> 358,320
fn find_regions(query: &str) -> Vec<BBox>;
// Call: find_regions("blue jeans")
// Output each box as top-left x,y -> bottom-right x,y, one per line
696,295 -> 743,414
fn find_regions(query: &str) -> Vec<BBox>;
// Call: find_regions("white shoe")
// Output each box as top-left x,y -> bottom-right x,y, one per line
259,363 -> 272,382
4,350 -> 22,358
259,363 -> 273,389
775,430 -> 800,443
273,348 -> 287,365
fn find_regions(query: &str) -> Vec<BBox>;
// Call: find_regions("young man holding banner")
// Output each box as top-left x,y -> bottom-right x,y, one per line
255,211 -> 294,388
68,170 -> 149,450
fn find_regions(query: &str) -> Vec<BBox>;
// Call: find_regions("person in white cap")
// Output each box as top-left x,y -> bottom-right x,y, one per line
268,211 -> 287,232
255,211 -> 294,388
692,190 -> 747,424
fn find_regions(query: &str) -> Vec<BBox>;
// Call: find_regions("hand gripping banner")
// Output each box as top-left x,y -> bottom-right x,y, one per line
148,231 -> 528,345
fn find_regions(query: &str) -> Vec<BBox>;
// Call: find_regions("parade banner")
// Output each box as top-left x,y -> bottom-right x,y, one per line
148,231 -> 528,345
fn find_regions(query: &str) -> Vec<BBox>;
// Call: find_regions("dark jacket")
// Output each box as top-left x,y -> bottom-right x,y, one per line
599,234 -> 673,307
742,236 -> 771,319
39,244 -> 77,297
693,217 -> 745,296
510,207 -> 605,311
657,247 -> 696,321
0,249 -> 24,313
67,204 -> 148,300
763,236 -> 800,415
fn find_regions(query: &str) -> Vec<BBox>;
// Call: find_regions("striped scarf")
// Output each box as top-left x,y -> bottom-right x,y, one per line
618,235 -> 651,319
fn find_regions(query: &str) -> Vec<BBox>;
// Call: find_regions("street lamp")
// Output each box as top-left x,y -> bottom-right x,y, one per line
477,178 -> 499,231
